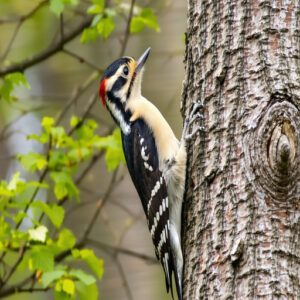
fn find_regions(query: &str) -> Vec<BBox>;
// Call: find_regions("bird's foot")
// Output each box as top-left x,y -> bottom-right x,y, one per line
183,101 -> 205,141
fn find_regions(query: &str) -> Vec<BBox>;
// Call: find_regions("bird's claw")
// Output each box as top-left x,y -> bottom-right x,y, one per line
182,101 -> 204,140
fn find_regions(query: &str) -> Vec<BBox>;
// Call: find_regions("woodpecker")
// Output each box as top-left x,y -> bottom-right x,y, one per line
99,48 -> 201,300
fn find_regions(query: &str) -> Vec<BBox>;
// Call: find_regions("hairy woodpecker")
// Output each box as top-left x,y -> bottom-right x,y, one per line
99,48 -> 201,300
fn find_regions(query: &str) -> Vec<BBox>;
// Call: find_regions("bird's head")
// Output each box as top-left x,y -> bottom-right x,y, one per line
99,48 -> 150,126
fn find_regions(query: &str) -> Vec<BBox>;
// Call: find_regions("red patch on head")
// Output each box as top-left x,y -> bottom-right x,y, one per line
99,79 -> 106,106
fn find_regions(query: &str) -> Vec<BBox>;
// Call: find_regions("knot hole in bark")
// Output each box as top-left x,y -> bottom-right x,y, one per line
248,101 -> 300,201
268,121 -> 296,178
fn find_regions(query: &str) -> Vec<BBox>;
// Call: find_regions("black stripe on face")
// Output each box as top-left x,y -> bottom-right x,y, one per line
101,57 -> 131,80
107,91 -> 132,122
112,76 -> 127,92
127,73 -> 136,99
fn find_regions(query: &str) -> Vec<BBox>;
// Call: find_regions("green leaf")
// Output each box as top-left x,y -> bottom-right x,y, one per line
57,228 -> 76,250
42,270 -> 65,287
94,128 -> 125,171
29,246 -> 54,272
104,8 -> 116,17
92,0 -> 104,4
67,147 -> 91,163
130,8 -> 160,33
50,0 -> 78,16
50,0 -> 64,16
75,118 -> 98,140
0,72 -> 30,102
76,282 -> 98,300
31,201 -> 64,228
73,249 -> 104,279
70,116 -> 80,128
48,151 -> 69,171
80,28 -> 98,43
28,225 -> 48,243
18,152 -> 47,172
62,278 -> 75,296
65,0 -> 78,4
50,171 -> 79,200
7,172 -> 22,191
97,16 -> 115,38
70,269 -> 96,285
28,132 -> 49,144
87,4 -> 104,14
42,116 -> 55,132
51,126 -> 67,148
91,14 -> 102,27
13,211 -> 27,224
54,291 -> 70,300
130,17 -> 144,33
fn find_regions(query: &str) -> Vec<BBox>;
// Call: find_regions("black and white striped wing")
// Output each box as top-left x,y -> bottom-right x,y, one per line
121,119 -> 173,292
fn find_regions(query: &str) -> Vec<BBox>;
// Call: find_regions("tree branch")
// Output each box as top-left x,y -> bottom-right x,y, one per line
0,0 -> 48,25
119,0 -> 136,56
0,0 -> 49,63
62,48 -> 103,72
0,16 -> 93,77
86,238 -> 157,264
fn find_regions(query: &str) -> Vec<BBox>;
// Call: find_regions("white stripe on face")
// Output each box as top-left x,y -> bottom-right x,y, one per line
106,101 -> 131,134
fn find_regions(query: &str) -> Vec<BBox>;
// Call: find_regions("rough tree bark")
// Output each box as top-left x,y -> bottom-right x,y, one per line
182,0 -> 300,299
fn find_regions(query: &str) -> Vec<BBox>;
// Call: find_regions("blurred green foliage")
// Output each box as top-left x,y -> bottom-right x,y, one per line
0,0 -> 161,298
0,116 -> 122,299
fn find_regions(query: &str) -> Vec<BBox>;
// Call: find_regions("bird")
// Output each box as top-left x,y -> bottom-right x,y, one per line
98,47 -> 202,300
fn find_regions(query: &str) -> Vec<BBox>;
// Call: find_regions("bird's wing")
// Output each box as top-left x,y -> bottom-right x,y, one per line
121,119 -> 173,293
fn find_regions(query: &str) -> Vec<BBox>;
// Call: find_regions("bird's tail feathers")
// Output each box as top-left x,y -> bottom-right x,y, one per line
170,251 -> 183,300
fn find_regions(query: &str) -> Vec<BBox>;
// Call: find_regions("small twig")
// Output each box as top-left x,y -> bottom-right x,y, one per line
0,16 -> 93,76
60,14 -> 64,42
116,258 -> 134,300
0,104 -> 53,142
0,0 -> 49,63
0,170 -> 118,297
63,49 -> 103,72
67,92 -> 98,136
54,169 -> 119,263
1,245 -> 26,288
66,157 -> 121,216
82,169 -> 118,239
119,0 -> 136,56
86,238 -> 157,264
0,155 -> 16,161
0,22 -> 22,63
55,71 -> 98,124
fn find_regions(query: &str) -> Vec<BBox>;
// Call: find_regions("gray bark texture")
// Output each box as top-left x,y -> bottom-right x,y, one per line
181,0 -> 300,299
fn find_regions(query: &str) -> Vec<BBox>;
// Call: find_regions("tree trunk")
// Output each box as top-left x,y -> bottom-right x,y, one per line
182,0 -> 300,299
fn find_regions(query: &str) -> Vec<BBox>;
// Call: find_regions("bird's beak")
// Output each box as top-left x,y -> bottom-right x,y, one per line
135,47 -> 151,75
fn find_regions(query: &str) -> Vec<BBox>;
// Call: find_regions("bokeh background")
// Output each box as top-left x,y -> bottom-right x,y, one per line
0,1 -> 187,299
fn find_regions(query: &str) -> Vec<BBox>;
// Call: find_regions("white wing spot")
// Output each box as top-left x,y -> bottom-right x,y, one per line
151,180 -> 161,197
147,178 -> 164,213
141,146 -> 149,161
150,197 -> 168,238
144,162 -> 153,172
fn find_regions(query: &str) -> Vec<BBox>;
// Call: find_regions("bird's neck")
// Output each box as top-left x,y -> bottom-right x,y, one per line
106,92 -> 132,135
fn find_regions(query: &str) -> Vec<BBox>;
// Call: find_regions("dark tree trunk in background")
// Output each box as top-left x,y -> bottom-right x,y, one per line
181,0 -> 300,298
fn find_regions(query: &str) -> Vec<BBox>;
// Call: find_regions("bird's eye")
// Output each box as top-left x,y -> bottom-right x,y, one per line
123,66 -> 129,76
